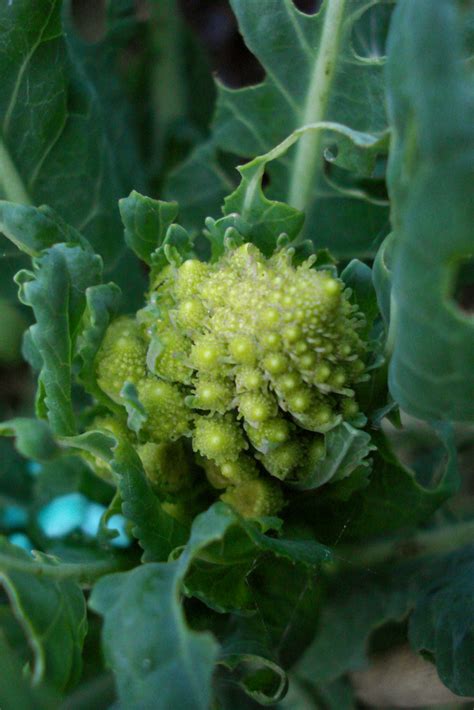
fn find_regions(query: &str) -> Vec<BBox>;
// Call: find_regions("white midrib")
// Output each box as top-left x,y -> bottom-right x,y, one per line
287,0 -> 347,213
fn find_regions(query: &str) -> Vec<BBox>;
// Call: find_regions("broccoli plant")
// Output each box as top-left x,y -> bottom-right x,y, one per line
0,1 -> 472,709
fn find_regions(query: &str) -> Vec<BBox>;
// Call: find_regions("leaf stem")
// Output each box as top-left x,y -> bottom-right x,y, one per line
334,519 -> 474,569
0,139 -> 31,205
287,0 -> 346,214
0,552 -> 133,586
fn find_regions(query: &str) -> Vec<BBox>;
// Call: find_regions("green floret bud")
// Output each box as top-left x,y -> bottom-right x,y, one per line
257,439 -> 306,480
192,414 -> 247,464
175,259 -> 210,298
229,335 -> 257,365
176,298 -> 207,330
238,391 -> 276,425
245,417 -> 291,453
96,316 -> 147,401
221,479 -> 284,518
202,454 -> 259,489
150,324 -> 191,384
190,335 -> 226,372
235,366 -> 265,392
138,377 -> 191,441
138,440 -> 192,496
193,377 -> 234,413
92,242 -> 370,517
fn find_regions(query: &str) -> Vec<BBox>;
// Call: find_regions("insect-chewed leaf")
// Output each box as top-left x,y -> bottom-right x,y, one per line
382,0 -> 474,421
119,191 -> 179,265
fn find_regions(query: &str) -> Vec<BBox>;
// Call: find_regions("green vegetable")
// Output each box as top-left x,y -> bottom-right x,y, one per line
94,242 -> 368,517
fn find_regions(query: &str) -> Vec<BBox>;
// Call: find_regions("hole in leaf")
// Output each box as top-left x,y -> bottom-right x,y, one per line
179,0 -> 265,88
261,170 -> 271,189
452,255 -> 474,315
352,2 -> 395,60
292,0 -> 322,15
71,0 -> 107,43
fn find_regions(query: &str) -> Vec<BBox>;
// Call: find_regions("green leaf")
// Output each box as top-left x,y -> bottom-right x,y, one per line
0,0 -> 145,301
119,382 -> 147,435
0,418 -> 60,462
295,422 -> 374,491
0,537 -> 87,692
0,631 -> 56,710
75,282 -> 122,407
164,141 -> 236,234
15,243 -> 102,435
89,506 -> 249,709
223,122 -> 388,254
383,0 -> 474,421
111,440 -> 188,562
171,0 -> 391,255
220,614 -> 288,705
341,260 -> 379,338
302,424 -> 459,542
249,556 -> 322,668
408,545 -> 474,697
0,202 -> 84,257
119,191 -> 179,265
183,506 -> 330,615
295,542 -> 474,697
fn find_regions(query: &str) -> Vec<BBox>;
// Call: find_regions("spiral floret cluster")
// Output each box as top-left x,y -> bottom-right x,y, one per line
95,243 -> 367,518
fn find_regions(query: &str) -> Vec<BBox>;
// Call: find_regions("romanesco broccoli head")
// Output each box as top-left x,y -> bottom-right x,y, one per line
94,243 -> 367,518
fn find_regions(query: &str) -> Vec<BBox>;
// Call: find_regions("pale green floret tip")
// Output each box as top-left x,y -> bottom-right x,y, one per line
138,440 -> 192,496
258,440 -> 305,480
190,336 -> 225,371
177,298 -> 206,329
238,392 -> 276,425
193,377 -> 233,413
235,367 -> 264,391
192,414 -> 246,464
221,479 -> 284,518
94,242 -> 368,518
138,378 -> 191,441
96,316 -> 147,401
229,336 -> 257,365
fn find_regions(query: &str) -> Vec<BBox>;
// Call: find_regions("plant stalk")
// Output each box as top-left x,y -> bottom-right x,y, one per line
287,0 -> 346,213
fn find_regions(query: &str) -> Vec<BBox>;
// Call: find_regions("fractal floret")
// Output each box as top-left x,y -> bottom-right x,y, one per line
95,243 -> 368,518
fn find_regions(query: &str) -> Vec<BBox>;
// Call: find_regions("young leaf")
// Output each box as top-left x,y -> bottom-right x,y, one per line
119,191 -> 179,265
0,537 -> 87,692
111,440 -> 188,562
15,243 -> 102,435
383,0 -> 474,421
